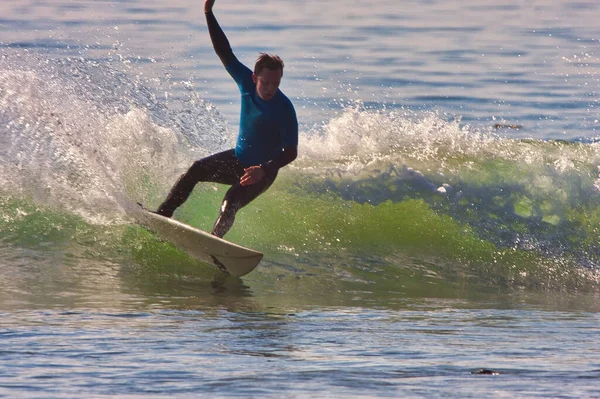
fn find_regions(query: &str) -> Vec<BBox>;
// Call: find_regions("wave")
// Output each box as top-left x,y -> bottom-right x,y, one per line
1,51 -> 599,294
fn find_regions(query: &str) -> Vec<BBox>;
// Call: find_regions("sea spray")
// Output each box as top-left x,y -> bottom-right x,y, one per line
0,51 -> 232,223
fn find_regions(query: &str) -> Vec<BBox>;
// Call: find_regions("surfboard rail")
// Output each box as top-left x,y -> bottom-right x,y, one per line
132,205 -> 263,277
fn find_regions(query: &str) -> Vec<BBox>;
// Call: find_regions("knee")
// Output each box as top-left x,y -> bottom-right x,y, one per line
188,160 -> 206,175
219,199 -> 239,217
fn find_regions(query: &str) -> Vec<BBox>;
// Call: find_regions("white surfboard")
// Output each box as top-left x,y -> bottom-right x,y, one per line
132,205 -> 263,277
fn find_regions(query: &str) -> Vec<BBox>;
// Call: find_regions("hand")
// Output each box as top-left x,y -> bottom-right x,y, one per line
204,0 -> 216,14
240,166 -> 265,186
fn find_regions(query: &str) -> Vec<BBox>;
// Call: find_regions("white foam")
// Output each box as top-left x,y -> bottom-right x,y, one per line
0,53 -> 231,224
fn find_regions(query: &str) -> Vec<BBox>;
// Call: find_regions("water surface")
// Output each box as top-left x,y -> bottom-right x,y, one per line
1,0 -> 600,397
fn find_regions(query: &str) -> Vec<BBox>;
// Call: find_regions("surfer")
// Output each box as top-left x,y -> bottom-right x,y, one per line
155,0 -> 298,238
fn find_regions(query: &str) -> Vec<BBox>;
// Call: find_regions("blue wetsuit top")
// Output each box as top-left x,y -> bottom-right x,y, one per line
225,60 -> 298,168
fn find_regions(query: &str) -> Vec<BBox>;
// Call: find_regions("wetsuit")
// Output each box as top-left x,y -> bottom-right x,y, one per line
156,10 -> 298,238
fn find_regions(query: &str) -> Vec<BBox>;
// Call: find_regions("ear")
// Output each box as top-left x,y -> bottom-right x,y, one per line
252,73 -> 257,84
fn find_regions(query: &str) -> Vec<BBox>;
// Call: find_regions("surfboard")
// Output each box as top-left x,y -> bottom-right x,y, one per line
132,205 -> 263,277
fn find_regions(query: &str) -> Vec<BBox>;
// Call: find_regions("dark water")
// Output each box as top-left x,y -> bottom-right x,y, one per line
1,0 -> 600,397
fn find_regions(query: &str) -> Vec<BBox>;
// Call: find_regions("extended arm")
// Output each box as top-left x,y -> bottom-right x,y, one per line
204,0 -> 236,66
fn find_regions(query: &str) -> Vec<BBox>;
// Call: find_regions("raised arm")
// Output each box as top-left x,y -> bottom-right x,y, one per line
204,0 -> 237,67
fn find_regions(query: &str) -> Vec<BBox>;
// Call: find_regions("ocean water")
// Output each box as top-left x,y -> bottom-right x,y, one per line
1,0 -> 600,398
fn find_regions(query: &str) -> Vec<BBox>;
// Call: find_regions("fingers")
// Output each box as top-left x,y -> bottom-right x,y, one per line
240,173 -> 250,186
240,172 -> 258,186
239,167 -> 264,186
240,170 -> 252,186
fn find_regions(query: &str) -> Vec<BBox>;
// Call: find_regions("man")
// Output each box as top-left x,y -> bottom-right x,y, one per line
156,0 -> 298,238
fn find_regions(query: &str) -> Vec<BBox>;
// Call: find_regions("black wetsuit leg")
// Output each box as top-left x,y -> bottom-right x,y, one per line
156,149 -> 244,217
157,149 -> 278,238
212,169 -> 277,238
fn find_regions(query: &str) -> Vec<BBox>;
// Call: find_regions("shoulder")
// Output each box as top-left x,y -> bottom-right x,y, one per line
225,59 -> 253,86
225,58 -> 251,74
275,91 -> 296,115
274,92 -> 298,134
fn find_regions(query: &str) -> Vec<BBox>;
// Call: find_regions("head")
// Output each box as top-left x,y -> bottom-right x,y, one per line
252,53 -> 284,101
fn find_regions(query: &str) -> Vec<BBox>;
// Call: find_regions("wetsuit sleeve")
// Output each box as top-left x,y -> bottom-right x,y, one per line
280,102 -> 299,147
206,11 -> 253,89
205,11 -> 237,67
262,146 -> 298,180
262,103 -> 299,179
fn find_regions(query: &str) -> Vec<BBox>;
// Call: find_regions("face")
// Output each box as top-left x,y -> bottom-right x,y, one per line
252,68 -> 282,101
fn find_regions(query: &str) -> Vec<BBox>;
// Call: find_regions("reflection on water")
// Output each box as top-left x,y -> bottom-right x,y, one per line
1,233 -> 600,398
2,237 -> 599,315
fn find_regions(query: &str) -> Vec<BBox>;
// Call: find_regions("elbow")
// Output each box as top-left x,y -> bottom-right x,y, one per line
286,146 -> 298,163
